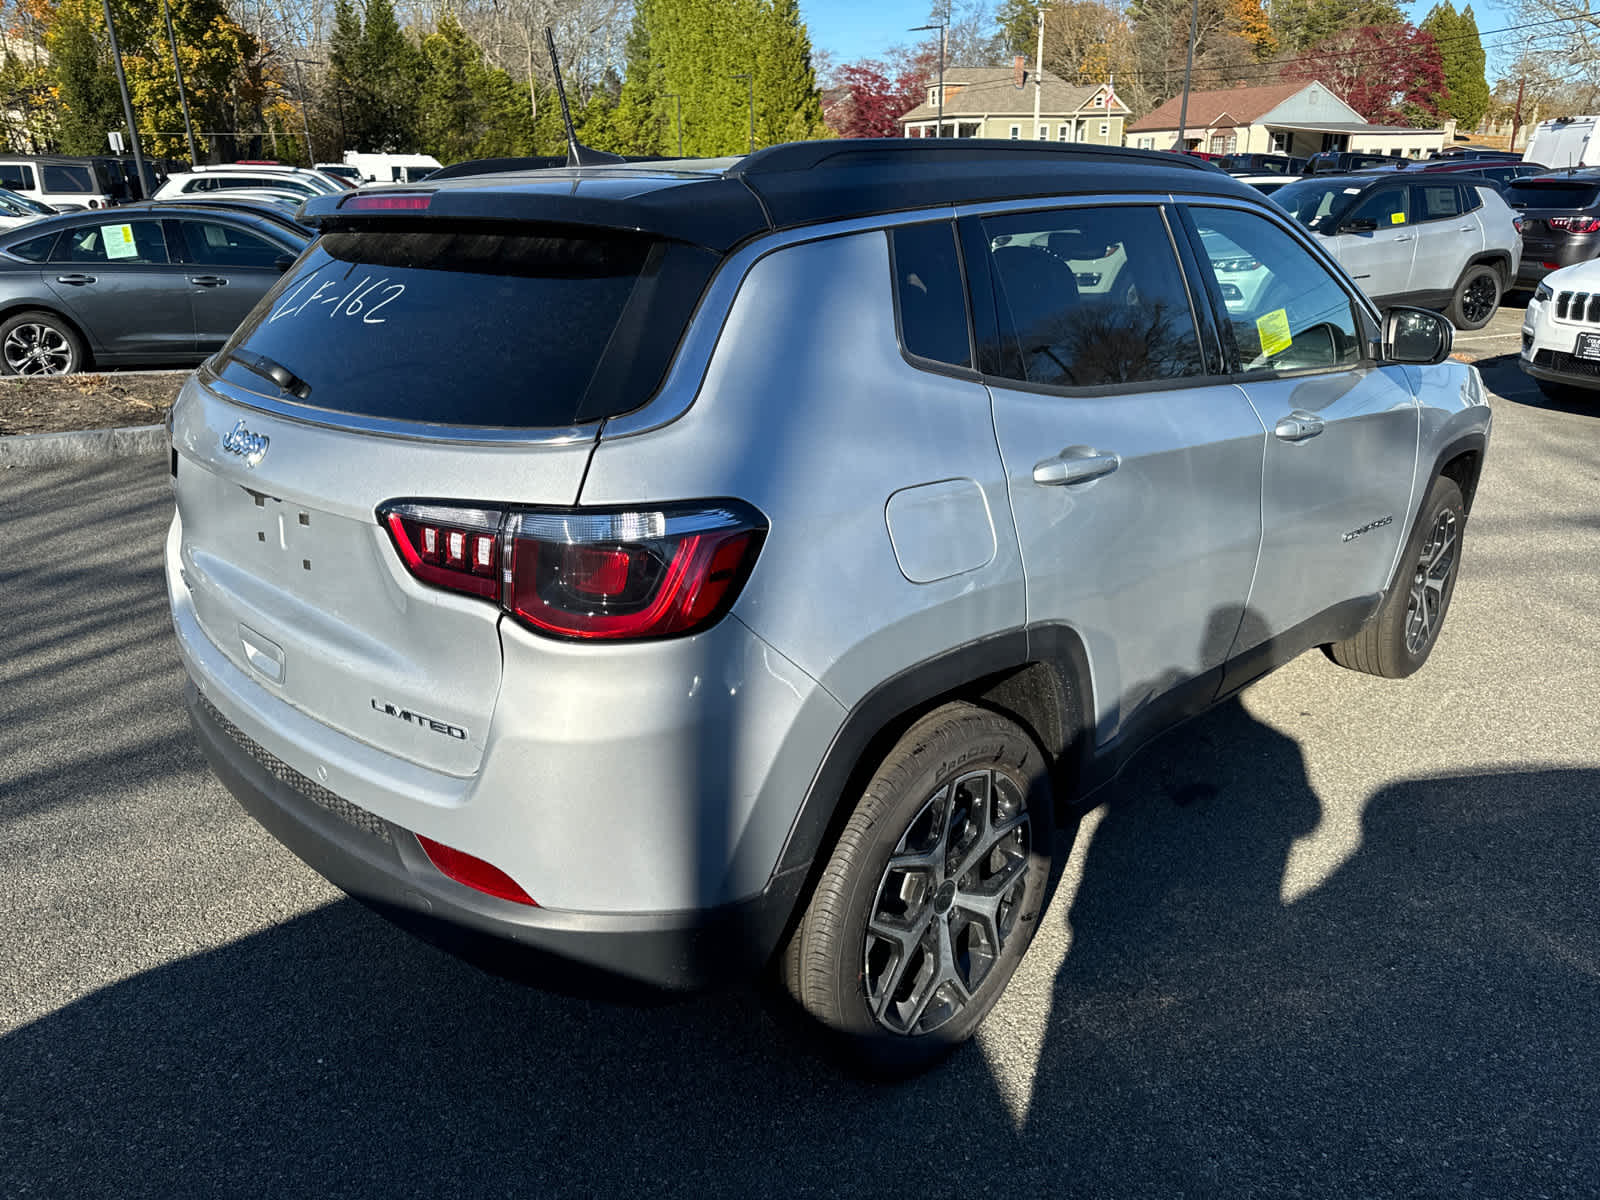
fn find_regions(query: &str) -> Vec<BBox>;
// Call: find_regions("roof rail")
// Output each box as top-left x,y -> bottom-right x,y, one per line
727,137 -> 1220,177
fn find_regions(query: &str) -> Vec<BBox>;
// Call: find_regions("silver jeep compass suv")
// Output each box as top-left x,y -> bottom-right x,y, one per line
167,140 -> 1491,1075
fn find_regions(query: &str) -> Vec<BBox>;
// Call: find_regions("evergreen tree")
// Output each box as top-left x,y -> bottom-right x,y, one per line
47,0 -> 120,155
1453,6 -> 1490,130
330,0 -> 420,152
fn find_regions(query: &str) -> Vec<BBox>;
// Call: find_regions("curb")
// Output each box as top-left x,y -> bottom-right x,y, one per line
0,423 -> 166,468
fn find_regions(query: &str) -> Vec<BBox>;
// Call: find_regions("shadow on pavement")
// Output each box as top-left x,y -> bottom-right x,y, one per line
5,692 -> 1598,1197
1473,351 -> 1600,416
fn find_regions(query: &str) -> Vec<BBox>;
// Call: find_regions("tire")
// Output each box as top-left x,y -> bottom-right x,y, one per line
782,702 -> 1054,1077
0,310 -> 85,375
1448,264 -> 1501,331
1326,473 -> 1466,679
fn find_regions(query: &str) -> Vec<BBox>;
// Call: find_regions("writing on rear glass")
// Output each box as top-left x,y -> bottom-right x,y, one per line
269,274 -> 405,324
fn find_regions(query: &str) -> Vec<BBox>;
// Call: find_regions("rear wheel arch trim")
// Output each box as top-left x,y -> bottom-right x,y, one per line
772,626 -> 1094,883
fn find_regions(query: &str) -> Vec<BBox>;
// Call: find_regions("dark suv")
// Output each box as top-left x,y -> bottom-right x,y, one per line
1305,151 -> 1406,175
1216,153 -> 1306,175
1505,172 -> 1600,288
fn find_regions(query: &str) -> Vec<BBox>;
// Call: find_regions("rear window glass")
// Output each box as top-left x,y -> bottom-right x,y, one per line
217,226 -> 713,428
1506,182 -> 1600,209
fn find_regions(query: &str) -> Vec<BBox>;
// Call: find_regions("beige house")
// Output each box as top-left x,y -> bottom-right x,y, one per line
898,65 -> 1130,146
1125,80 -> 1449,159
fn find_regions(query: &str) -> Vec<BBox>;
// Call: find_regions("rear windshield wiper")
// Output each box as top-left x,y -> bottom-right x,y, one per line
223,349 -> 312,400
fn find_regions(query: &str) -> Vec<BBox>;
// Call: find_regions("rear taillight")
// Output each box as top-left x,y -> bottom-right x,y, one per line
1513,216 -> 1525,234
417,835 -> 537,905
377,500 -> 765,641
1549,216 -> 1600,234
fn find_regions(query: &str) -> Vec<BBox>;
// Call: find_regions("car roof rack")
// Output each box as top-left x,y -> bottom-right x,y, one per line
726,137 -> 1220,178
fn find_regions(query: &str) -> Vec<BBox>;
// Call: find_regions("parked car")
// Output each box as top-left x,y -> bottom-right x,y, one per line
1272,172 -> 1520,328
166,139 -> 1490,1075
1304,150 -> 1408,175
0,186 -> 54,229
0,204 -> 308,374
154,165 -> 344,199
1230,173 -> 1294,195
1216,152 -> 1306,175
315,162 -> 363,185
1502,171 -> 1600,289
0,155 -> 117,209
152,194 -> 317,238
342,152 -> 443,183
1410,158 -> 1549,186
1520,258 -> 1600,398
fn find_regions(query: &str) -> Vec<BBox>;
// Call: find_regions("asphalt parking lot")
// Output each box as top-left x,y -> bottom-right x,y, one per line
3,305 -> 1598,1197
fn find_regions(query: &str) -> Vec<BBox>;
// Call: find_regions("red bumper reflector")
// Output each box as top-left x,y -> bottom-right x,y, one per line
417,835 -> 538,906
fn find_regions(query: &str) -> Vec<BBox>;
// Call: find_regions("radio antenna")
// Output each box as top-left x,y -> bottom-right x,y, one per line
545,27 -> 623,167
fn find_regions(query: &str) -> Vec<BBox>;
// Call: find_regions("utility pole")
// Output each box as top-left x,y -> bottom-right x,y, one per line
910,21 -> 946,137
1175,0 -> 1198,152
666,92 -> 683,157
100,0 -> 151,196
733,72 -> 753,154
1033,5 -> 1049,139
1510,33 -> 1535,153
160,0 -> 199,165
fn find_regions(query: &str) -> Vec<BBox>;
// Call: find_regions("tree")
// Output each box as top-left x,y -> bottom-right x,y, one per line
1283,23 -> 1448,125
329,0 -> 420,152
1270,0 -> 1403,54
829,47 -> 933,138
46,0 -> 119,154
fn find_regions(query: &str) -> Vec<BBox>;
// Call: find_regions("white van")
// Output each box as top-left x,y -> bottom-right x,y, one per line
0,157 -> 114,210
1523,117 -> 1600,170
342,152 -> 443,183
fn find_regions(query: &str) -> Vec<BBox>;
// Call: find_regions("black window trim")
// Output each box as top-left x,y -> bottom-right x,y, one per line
886,220 -> 981,382
1173,198 -> 1382,384
955,199 -> 1219,400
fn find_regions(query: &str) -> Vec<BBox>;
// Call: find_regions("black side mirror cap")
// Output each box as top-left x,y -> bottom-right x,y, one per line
1383,305 -> 1453,365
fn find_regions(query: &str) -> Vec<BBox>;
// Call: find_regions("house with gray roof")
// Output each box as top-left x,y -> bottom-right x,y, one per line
897,64 -> 1130,146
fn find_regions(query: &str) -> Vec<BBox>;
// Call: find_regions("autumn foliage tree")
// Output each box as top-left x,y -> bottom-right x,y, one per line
829,48 -> 933,138
1284,24 -> 1449,125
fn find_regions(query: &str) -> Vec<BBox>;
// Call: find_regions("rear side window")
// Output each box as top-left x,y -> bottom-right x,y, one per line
179,220 -> 288,267
890,222 -> 970,368
0,164 -> 34,191
50,220 -> 168,265
6,231 -> 58,261
981,205 -> 1203,389
1413,183 -> 1461,221
41,163 -> 94,193
216,225 -> 717,428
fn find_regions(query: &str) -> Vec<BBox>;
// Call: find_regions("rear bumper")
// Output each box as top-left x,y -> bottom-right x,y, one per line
186,681 -> 808,992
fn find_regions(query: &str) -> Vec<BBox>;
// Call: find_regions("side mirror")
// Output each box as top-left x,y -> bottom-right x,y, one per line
1341,217 -> 1379,233
1383,306 -> 1453,365
273,254 -> 296,273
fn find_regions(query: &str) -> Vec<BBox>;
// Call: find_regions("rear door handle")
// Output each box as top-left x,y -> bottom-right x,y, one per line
1032,447 -> 1120,486
55,273 -> 95,285
189,275 -> 227,287
1274,410 -> 1325,442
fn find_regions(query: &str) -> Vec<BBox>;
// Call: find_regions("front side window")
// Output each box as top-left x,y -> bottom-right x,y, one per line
890,222 -> 970,368
981,205 -> 1203,388
50,220 -> 168,265
1188,206 -> 1361,376
1347,186 -> 1410,228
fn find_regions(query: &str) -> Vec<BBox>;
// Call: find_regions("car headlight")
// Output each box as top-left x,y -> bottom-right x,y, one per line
1534,281 -> 1553,304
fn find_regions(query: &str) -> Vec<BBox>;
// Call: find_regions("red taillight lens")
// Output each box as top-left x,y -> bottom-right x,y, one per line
507,507 -> 763,640
377,499 -> 766,640
416,835 -> 537,905
343,192 -> 431,211
1513,216 -> 1525,234
1549,216 -> 1600,234
380,502 -> 503,599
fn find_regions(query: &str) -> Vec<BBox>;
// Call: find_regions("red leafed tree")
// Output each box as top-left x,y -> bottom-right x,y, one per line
829,48 -> 938,138
1283,24 -> 1449,125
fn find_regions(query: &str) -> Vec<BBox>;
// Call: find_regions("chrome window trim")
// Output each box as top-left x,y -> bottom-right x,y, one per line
197,367 -> 601,447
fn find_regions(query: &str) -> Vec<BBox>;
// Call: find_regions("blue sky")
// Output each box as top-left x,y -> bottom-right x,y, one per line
800,0 -> 1522,79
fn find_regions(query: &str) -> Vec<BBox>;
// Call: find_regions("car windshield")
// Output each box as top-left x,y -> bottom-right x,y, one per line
1505,180 -> 1600,209
0,187 -> 52,215
1271,178 -> 1363,231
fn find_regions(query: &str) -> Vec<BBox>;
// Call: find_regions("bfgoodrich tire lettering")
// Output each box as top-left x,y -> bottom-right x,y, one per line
1326,473 -> 1465,678
781,702 -> 1054,1077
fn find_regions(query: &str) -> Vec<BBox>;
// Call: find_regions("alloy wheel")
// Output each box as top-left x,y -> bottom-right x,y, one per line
864,769 -> 1032,1036
3,323 -> 73,375
1405,508 -> 1457,655
1461,275 -> 1497,326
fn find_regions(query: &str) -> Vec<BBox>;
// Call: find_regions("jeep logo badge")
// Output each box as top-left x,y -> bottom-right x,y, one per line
222,419 -> 270,468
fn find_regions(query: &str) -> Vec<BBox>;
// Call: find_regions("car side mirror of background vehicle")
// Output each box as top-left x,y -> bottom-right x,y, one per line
1383,306 -> 1453,365
274,254 -> 296,273
1340,217 -> 1379,234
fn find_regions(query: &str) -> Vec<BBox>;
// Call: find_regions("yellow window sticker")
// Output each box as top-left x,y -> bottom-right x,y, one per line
1257,308 -> 1292,356
103,223 -> 138,259
1389,211 -> 1406,225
